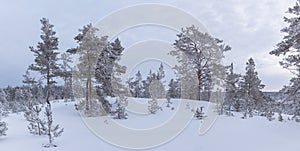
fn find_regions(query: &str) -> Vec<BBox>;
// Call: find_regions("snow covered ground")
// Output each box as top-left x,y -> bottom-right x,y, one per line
1,99 -> 300,151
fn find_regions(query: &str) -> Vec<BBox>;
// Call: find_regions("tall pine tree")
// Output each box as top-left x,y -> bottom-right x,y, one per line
224,63 -> 241,113
239,58 -> 265,118
28,18 -> 63,147
95,38 -> 124,114
171,25 -> 230,100
70,24 -> 108,113
270,0 -> 300,122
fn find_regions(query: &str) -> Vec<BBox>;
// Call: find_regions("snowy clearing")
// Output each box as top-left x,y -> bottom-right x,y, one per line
1,99 -> 300,151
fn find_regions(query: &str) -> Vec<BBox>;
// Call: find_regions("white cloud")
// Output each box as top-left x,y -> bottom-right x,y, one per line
0,0 -> 297,91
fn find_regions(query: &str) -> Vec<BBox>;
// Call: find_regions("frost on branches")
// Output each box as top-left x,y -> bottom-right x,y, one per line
25,103 -> 47,136
148,80 -> 164,114
27,18 -> 63,147
113,90 -> 128,119
223,63 -> 241,115
70,24 -> 108,114
270,0 -> 300,122
43,106 -> 64,148
95,38 -> 125,115
239,58 -> 265,118
0,120 -> 7,137
0,101 -> 8,136
281,78 -> 300,121
171,25 -> 229,100
111,61 -> 128,119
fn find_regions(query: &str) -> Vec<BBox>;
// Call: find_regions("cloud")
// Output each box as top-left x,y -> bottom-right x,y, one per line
0,0 -> 296,91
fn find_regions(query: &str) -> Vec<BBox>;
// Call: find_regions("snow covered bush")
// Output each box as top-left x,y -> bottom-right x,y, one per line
148,98 -> 162,114
0,102 -> 8,136
148,80 -> 164,114
265,110 -> 275,121
114,93 -> 128,119
194,107 -> 205,120
0,121 -> 8,136
278,114 -> 284,122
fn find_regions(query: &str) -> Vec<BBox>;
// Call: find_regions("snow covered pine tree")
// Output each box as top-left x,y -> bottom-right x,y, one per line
28,18 -> 63,147
128,70 -> 143,98
95,38 -> 125,114
239,58 -> 265,118
70,24 -> 110,116
171,25 -> 230,100
148,80 -> 164,114
223,63 -> 241,115
270,0 -> 300,122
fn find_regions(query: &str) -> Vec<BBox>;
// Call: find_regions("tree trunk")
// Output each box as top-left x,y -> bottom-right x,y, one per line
197,69 -> 202,101
46,62 -> 52,145
46,73 -> 51,107
89,78 -> 92,108
47,104 -> 52,145
63,77 -> 67,102
38,122 -> 41,135
85,79 -> 89,111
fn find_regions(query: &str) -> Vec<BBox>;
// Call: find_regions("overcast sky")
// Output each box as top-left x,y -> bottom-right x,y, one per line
0,0 -> 296,91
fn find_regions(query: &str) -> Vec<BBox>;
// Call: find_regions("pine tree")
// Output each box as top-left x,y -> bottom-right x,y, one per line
239,58 -> 265,118
113,89 -> 128,119
269,0 -> 300,122
128,71 -> 143,97
148,80 -> 164,114
224,63 -> 241,113
142,70 -> 155,98
171,25 -> 229,100
14,87 -> 26,112
4,86 -> 16,113
70,24 -> 108,112
0,88 -> 8,113
95,38 -> 124,97
28,18 -> 60,107
167,79 -> 178,98
27,18 -> 62,147
265,103 -> 275,121
134,71 -> 143,97
95,38 -> 124,115
110,41 -> 128,118
280,78 -> 300,121
156,63 -> 165,81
